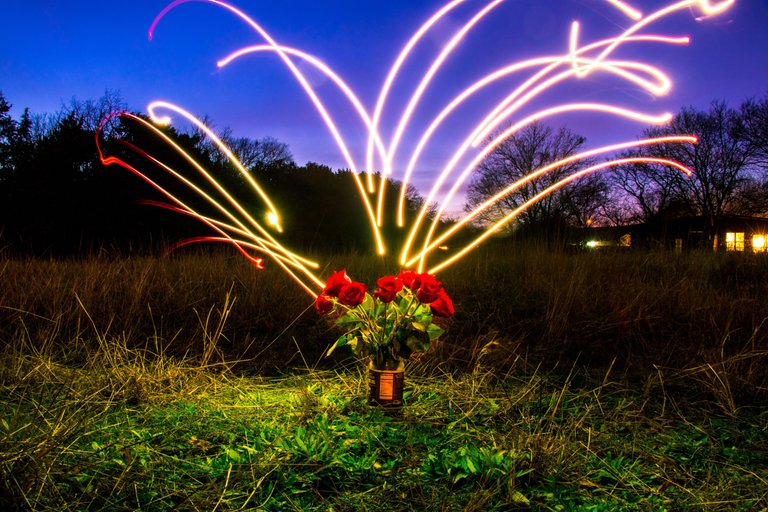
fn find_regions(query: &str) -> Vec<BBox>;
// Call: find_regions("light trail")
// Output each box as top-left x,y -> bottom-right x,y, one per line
426,157 -> 693,274
403,136 -> 697,270
217,44 -> 390,188
604,0 -> 643,20
107,0 -> 736,296
97,111 -> 324,297
379,0 -> 506,227
394,34 -> 689,227
365,0 -> 466,192
400,0 -> 729,268
149,0 -> 387,254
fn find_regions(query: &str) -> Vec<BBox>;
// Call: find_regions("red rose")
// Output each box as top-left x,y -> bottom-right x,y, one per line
430,291 -> 454,318
323,269 -> 352,297
315,294 -> 333,315
373,275 -> 403,303
338,282 -> 367,306
416,273 -> 443,303
397,270 -> 421,291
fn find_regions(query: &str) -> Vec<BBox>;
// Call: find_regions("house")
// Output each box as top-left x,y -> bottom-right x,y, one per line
574,215 -> 768,253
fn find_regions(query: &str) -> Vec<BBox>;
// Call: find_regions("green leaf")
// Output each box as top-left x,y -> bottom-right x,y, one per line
335,314 -> 359,327
427,323 -> 444,340
411,321 -> 426,332
404,336 -> 425,352
325,334 -> 348,357
452,471 -> 468,484
415,313 -> 433,326
362,293 -> 374,311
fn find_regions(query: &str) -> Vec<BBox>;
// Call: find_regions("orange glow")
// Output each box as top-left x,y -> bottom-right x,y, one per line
752,235 -> 766,253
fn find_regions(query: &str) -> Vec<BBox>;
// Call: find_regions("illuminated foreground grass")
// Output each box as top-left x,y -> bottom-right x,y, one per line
2,357 -> 766,511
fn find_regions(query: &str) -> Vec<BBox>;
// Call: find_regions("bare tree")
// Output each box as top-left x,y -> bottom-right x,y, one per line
198,123 -> 294,174
624,101 -> 763,241
608,148 -> 686,223
465,122 -> 600,231
741,93 -> 768,166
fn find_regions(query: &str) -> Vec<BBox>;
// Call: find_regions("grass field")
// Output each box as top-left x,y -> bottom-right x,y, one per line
1,247 -> 767,510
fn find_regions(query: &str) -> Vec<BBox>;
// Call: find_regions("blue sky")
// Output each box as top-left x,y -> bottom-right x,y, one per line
2,0 -> 767,198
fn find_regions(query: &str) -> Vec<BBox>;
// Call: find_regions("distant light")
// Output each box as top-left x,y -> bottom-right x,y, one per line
267,211 -> 280,229
586,240 -> 599,248
438,245 -> 450,251
753,235 -> 765,252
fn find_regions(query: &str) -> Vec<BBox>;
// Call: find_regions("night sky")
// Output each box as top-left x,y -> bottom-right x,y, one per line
2,0 -> 767,203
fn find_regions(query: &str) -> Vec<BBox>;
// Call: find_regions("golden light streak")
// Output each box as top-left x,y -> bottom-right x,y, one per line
144,201 -> 319,269
97,112 -> 325,296
400,89 -> 676,268
148,101 -> 283,232
400,7 -> 696,268
404,136 -> 697,269
500,103 -> 673,136
604,0 -> 643,20
116,0 -> 735,293
216,44 -> 390,183
150,0 -> 387,255
395,35 -> 688,227
376,0 -> 506,226
426,157 -> 693,274
365,0 -> 466,192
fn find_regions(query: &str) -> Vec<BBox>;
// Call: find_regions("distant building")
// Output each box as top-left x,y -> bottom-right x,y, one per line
574,215 -> 768,253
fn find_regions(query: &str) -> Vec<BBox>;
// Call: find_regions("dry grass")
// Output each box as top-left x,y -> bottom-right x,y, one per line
1,247 -> 767,509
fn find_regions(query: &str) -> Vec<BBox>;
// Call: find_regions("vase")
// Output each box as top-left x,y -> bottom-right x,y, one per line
368,366 -> 405,407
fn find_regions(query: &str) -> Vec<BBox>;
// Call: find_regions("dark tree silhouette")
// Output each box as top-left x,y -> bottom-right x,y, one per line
465,122 -> 603,234
609,101 -> 765,242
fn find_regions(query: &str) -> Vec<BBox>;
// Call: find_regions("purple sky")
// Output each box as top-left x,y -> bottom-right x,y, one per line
2,0 -> 767,205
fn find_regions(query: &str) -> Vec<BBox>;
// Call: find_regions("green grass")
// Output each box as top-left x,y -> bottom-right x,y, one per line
2,354 -> 766,511
1,248 -> 768,509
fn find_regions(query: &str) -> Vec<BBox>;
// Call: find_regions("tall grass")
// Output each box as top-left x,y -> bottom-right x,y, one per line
1,245 -> 767,402
1,246 -> 767,509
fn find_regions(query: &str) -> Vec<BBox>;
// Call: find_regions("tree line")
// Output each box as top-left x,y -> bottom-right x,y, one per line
0,91 -> 427,256
1,89 -> 767,257
468,96 -> 768,244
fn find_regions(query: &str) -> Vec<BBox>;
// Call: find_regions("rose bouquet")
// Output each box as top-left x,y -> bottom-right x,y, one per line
316,269 -> 454,371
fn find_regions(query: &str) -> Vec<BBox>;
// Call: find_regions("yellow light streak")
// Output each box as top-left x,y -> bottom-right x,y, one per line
604,0 -> 643,20
97,112 -> 325,296
404,136 -> 697,269
365,0 -> 466,192
425,157 -> 693,274
395,34 -> 688,227
119,0 -> 735,294
381,0 -> 506,226
150,0 -> 386,254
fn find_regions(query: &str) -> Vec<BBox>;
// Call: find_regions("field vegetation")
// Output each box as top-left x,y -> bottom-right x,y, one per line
1,246 -> 767,510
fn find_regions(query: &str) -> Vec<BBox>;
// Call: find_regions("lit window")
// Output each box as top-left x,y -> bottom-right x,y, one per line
726,232 -> 745,252
753,235 -> 766,253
